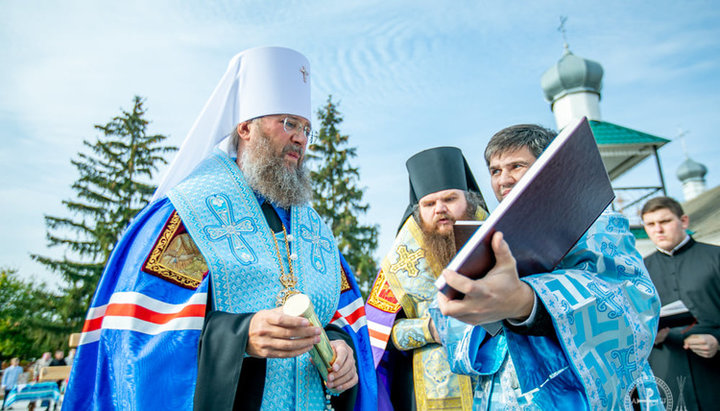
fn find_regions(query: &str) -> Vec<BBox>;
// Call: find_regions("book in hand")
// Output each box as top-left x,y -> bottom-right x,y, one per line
658,300 -> 696,329
451,220 -> 507,335
435,117 -> 615,302
453,220 -> 482,252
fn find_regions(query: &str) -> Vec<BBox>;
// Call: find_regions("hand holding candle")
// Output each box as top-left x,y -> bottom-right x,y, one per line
283,293 -> 338,389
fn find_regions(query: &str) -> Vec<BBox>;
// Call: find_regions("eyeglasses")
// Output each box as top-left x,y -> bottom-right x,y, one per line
283,117 -> 318,145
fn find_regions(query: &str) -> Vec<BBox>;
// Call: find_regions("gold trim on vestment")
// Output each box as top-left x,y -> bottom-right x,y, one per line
385,214 -> 480,410
340,266 -> 351,293
367,269 -> 401,313
381,217 -> 429,318
413,349 -> 474,410
143,211 -> 207,289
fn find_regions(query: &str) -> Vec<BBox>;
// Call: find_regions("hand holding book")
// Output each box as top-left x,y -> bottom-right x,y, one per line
437,232 -> 535,332
658,300 -> 696,329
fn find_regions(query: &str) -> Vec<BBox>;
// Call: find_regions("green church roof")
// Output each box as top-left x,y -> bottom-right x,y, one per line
589,120 -> 670,146
630,226 -> 649,240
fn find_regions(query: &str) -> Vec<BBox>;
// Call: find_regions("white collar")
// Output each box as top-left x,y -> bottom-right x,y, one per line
657,234 -> 691,256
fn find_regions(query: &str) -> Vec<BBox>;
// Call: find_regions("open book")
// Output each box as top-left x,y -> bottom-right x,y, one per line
436,117 -> 615,301
659,300 -> 696,329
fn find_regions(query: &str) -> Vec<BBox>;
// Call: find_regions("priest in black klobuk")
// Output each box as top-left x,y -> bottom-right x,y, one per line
365,147 -> 488,410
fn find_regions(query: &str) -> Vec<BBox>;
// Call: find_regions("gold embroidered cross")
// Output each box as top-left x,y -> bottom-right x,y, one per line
389,245 -> 424,277
300,66 -> 309,83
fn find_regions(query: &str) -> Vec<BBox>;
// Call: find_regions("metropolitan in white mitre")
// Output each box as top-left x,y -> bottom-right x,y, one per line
63,46 -> 377,411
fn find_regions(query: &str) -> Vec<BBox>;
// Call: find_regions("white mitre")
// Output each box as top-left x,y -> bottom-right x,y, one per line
152,46 -> 312,201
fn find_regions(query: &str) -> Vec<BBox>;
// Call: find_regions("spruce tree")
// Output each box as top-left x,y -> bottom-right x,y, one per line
0,268 -> 59,360
308,96 -> 379,295
32,96 -> 176,333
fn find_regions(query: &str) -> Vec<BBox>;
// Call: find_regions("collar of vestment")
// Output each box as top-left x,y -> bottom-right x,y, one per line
166,149 -> 341,318
380,216 -> 439,318
656,234 -> 693,256
255,192 -> 292,233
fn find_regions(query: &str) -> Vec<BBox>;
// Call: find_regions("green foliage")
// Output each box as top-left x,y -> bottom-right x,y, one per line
308,96 -> 379,296
0,268 -> 62,361
31,96 -> 176,334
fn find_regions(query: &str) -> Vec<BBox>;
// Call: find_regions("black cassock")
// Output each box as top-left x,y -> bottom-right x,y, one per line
645,238 -> 720,411
191,203 -> 358,411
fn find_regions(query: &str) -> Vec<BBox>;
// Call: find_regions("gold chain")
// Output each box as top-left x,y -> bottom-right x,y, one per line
272,225 -> 299,306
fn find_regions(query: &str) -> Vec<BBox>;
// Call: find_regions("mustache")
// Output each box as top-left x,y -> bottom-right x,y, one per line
283,144 -> 303,156
282,144 -> 304,169
433,213 -> 455,224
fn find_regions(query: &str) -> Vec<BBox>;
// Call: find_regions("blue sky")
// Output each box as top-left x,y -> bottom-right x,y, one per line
2,0 -> 719,286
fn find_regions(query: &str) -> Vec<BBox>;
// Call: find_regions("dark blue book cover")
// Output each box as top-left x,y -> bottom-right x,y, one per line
437,117 -> 615,301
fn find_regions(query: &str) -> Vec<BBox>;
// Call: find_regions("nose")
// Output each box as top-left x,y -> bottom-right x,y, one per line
501,169 -> 517,184
435,201 -> 449,214
289,129 -> 308,145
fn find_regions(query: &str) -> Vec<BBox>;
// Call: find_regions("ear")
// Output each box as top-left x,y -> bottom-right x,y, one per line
236,120 -> 254,143
680,214 -> 690,230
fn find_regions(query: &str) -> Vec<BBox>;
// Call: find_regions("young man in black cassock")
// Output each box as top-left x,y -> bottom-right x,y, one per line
642,196 -> 720,410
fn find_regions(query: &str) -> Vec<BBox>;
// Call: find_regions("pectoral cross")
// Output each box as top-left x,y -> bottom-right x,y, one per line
300,66 -> 309,83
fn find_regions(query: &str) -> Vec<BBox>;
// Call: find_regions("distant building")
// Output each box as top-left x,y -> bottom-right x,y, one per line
681,185 -> 720,245
539,41 -> 718,253
634,185 -> 720,255
540,44 -> 603,131
540,43 -> 671,230
677,155 -> 708,202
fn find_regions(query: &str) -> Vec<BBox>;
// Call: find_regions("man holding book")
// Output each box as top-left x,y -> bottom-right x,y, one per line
642,196 -> 720,410
432,124 -> 661,409
365,147 -> 488,410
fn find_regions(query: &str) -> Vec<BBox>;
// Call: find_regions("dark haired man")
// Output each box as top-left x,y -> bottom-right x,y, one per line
642,196 -> 720,410
433,124 -> 661,409
366,147 -> 488,410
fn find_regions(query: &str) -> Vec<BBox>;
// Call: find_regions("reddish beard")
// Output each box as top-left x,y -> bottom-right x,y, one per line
419,209 -> 474,269
427,213 -> 454,234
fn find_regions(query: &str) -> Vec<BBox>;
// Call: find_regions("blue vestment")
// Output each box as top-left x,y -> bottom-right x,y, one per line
63,151 -> 377,410
430,212 -> 663,410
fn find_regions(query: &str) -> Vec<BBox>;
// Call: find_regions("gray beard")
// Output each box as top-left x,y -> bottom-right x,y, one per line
239,133 -> 313,208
